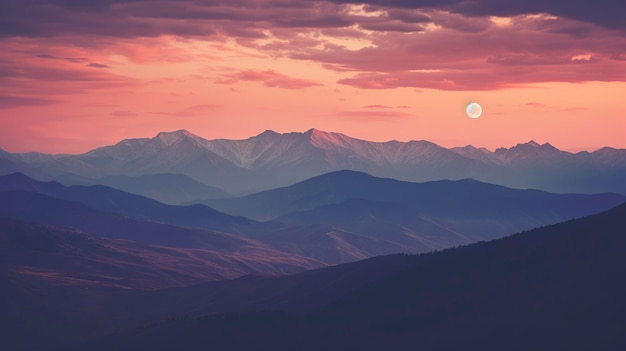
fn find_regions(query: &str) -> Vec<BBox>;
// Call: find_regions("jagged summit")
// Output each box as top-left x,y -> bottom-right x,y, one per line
526,140 -> 540,147
156,129 -> 195,138
452,145 -> 491,153
306,128 -> 353,148
155,130 -> 204,146
494,140 -> 562,155
3,129 -> 626,195
254,130 -> 280,138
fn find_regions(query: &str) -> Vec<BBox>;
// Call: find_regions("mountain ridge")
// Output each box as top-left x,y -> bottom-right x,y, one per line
59,202 -> 626,351
2,129 -> 626,195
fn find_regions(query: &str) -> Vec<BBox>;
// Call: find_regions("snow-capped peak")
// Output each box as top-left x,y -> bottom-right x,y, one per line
306,128 -> 353,148
526,140 -> 540,147
154,130 -> 206,147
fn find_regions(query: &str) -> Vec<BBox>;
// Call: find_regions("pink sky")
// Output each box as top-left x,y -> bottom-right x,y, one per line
1,1 -> 625,154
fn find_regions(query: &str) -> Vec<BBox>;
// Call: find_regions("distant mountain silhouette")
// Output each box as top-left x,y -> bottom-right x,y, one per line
55,173 -> 231,205
64,202 -> 626,351
208,170 -> 625,221
208,171 -> 624,252
0,173 -> 413,263
0,178 -> 404,267
0,172 -> 253,234
1,129 -> 625,195
3,171 -> 623,262
0,191 -> 323,273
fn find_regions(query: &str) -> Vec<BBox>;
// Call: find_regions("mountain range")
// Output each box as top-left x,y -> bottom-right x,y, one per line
2,129 -> 625,350
40,201 -> 626,351
2,172 -> 622,262
2,129 -> 625,196
55,173 -> 231,205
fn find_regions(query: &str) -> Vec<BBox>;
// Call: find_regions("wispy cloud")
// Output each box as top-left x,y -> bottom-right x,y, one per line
149,104 -> 219,117
339,110 -> 412,120
110,110 -> 137,117
0,95 -> 60,109
219,69 -> 322,89
87,63 -> 109,68
1,2 -> 624,92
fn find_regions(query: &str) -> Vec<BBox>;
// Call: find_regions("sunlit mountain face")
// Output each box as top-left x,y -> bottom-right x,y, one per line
3,129 -> 626,195
1,0 -> 625,350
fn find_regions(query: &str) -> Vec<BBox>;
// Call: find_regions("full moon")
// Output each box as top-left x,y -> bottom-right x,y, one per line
466,102 -> 483,119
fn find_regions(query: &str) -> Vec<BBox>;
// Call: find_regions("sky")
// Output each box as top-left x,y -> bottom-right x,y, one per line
1,0 -> 625,154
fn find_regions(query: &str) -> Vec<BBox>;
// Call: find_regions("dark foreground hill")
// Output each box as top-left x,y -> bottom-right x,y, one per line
68,203 -> 626,351
0,219 -> 322,350
0,218 -> 416,350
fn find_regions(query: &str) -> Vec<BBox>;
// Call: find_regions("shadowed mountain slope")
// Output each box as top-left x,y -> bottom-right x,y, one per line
56,173 -> 231,205
0,218 -> 318,290
208,170 -> 624,221
0,172 -> 254,234
208,170 -> 624,252
0,190 -> 255,249
0,191 -> 326,278
4,171 -> 623,262
0,219 -> 322,350
67,202 -> 626,351
0,221 -> 414,350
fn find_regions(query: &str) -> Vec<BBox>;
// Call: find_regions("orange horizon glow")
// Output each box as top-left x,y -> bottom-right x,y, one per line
1,3 -> 625,154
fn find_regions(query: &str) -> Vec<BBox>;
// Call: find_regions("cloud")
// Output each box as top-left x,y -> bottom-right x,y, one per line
36,54 -> 89,63
183,104 -> 219,113
335,56 -> 626,90
87,63 -> 109,68
0,39 -> 135,98
525,102 -> 546,108
0,0 -> 623,52
291,13 -> 626,90
148,104 -> 219,117
339,110 -> 411,120
110,110 -> 137,117
1,1 -> 625,92
561,107 -> 588,112
364,104 -> 391,108
0,60 -> 133,93
221,69 -> 323,89
0,95 -> 61,109
427,10 -> 492,33
327,0 -> 626,31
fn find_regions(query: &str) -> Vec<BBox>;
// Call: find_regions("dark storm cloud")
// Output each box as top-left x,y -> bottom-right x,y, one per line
359,20 -> 426,32
1,0 -> 624,41
1,0 -> 625,91
328,0 -> 626,30
2,0 -> 622,41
